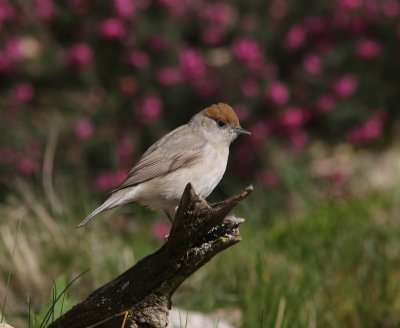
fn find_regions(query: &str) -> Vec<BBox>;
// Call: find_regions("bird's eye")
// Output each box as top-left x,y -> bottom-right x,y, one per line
217,120 -> 226,128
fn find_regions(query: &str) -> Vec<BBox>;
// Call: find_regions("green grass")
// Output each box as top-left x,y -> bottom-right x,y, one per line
1,164 -> 400,327
174,189 -> 400,327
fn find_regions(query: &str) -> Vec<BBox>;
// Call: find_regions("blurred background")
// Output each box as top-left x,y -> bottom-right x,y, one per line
1,0 -> 400,327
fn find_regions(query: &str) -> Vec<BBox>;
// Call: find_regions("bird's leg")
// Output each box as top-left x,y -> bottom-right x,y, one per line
163,210 -> 173,243
164,210 -> 173,222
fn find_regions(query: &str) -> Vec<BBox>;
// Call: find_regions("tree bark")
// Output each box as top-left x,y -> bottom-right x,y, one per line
49,183 -> 253,328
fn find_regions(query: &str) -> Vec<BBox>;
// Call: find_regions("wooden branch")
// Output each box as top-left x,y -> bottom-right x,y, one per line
49,183 -> 253,328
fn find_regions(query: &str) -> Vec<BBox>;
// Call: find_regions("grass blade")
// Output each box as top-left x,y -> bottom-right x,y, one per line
40,269 -> 90,328
274,298 -> 286,328
28,295 -> 31,328
1,218 -> 22,323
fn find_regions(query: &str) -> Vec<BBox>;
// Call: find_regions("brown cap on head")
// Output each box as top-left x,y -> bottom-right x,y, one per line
201,103 -> 241,128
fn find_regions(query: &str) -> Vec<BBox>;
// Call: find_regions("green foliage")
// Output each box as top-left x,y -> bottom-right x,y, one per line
30,276 -> 76,328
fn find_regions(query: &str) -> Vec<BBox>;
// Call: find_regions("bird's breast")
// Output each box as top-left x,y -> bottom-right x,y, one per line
185,144 -> 229,198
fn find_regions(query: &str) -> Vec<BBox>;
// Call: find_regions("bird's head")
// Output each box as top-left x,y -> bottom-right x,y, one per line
190,103 -> 251,145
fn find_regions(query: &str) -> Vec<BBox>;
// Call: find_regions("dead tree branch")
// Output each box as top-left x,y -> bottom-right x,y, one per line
49,183 -> 253,328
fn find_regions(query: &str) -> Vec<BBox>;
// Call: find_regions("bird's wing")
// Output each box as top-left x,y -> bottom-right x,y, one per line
111,124 -> 205,192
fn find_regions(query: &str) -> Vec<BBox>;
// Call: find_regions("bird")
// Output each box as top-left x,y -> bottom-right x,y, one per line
77,103 -> 250,227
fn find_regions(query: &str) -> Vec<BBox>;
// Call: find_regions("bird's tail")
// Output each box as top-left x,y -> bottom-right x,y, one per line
76,195 -> 121,228
77,187 -> 140,228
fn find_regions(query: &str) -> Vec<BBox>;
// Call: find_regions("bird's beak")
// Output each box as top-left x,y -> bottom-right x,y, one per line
233,127 -> 251,135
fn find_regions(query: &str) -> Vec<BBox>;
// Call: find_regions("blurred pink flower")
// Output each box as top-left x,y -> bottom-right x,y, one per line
363,110 -> 386,140
12,83 -> 35,103
233,104 -> 250,121
356,39 -> 382,60
346,110 -> 386,145
114,0 -> 135,18
382,0 -> 400,17
135,0 -> 152,9
346,127 -> 364,145
305,16 -> 327,35
152,220 -> 171,242
136,95 -> 163,125
0,39 -> 23,74
266,82 -> 289,105
268,0 -> 288,19
279,107 -> 305,128
240,79 -> 259,98
156,67 -> 182,85
158,0 -> 189,17
179,48 -> 206,80
365,1 -> 380,17
5,39 -> 22,62
192,77 -> 218,98
333,74 -> 358,99
330,8 -> 351,30
18,158 -> 39,175
74,118 -> 94,140
126,50 -> 149,69
302,54 -> 323,75
289,129 -> 308,151
117,136 -> 134,166
67,0 -> 90,14
64,43 -> 93,69
200,3 -> 233,26
35,0 -> 56,21
348,18 -> 366,35
0,0 -> 17,23
232,38 -> 264,65
201,26 -> 225,45
337,0 -> 363,9
328,171 -> 349,187
284,24 -> 306,50
95,170 -> 127,192
146,35 -> 167,52
257,169 -> 279,187
95,172 -> 114,192
316,93 -> 336,113
98,18 -> 126,41
114,170 -> 128,186
250,121 -> 270,143
241,14 -> 259,31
